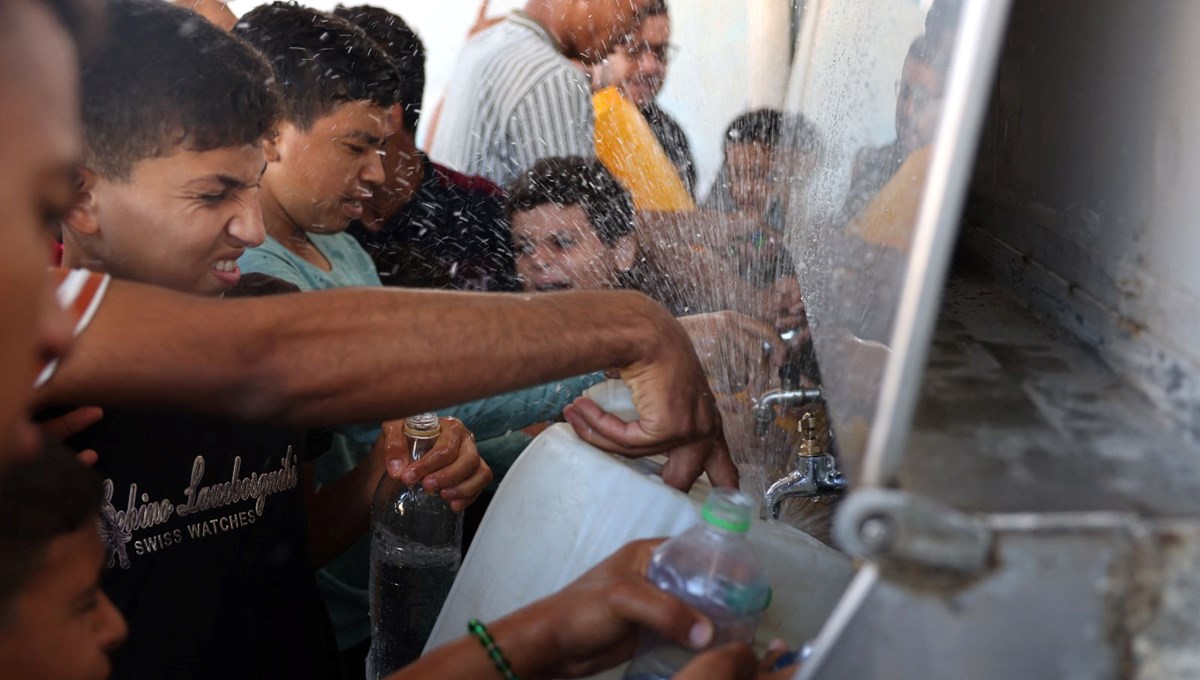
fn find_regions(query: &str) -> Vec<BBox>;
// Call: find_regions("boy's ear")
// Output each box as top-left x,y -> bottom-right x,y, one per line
613,233 -> 638,272
62,167 -> 100,237
262,128 -> 282,163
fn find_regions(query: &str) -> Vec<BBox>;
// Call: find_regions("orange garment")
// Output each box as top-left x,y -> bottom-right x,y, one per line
847,144 -> 933,254
593,87 -> 695,212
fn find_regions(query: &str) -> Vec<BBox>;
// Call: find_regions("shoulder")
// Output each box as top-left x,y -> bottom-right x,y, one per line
238,238 -> 307,286
430,161 -> 506,198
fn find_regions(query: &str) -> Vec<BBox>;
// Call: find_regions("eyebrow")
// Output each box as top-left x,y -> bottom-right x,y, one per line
339,130 -> 385,146
184,167 -> 266,191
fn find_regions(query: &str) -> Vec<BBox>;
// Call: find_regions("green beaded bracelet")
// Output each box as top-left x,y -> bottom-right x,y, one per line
468,618 -> 519,680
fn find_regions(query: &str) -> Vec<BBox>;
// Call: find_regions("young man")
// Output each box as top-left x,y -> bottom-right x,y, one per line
611,0 -> 696,195
0,449 -> 127,680
58,2 -> 488,677
509,156 -> 787,394
232,8 -> 605,665
430,0 -> 653,186
334,5 -> 521,293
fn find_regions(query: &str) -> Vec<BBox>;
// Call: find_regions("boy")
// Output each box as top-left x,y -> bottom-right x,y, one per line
59,2 -> 488,677
0,449 -> 127,680
233,8 -> 598,665
334,4 -> 521,293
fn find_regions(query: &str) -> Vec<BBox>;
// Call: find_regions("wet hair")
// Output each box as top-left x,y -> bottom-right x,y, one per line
0,447 -> 103,624
234,2 -> 401,131
643,0 -> 669,17
723,109 -> 821,155
80,0 -> 282,181
333,5 -> 425,134
507,157 -> 635,246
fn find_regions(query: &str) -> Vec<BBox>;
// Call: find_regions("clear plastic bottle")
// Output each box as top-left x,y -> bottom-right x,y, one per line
622,489 -> 771,680
366,414 -> 463,679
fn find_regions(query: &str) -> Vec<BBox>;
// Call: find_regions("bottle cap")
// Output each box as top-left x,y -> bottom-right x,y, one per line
700,488 -> 756,534
404,413 -> 441,439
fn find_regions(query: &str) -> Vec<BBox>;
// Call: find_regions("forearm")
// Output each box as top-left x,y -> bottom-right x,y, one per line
387,603 -> 559,680
302,453 -> 380,568
39,279 -> 668,427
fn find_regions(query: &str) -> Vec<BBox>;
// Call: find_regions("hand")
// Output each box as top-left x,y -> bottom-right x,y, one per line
376,417 -> 492,511
562,303 -> 736,491
40,406 -> 103,465
504,539 -> 716,678
677,311 -> 785,395
674,642 -> 759,679
467,0 -> 502,38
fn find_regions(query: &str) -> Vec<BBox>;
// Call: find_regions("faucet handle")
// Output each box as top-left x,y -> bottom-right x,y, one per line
796,411 -> 824,457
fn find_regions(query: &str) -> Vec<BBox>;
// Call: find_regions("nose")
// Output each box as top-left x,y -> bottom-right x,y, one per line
361,150 -> 386,187
97,592 -> 128,652
36,271 -> 74,371
227,200 -> 266,248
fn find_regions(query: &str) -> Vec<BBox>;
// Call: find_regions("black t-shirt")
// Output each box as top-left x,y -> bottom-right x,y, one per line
642,102 -> 697,198
348,154 -> 521,293
66,275 -> 342,680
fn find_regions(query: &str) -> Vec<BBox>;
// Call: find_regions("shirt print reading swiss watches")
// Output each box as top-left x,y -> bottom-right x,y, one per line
99,446 -> 300,569
70,409 -> 343,680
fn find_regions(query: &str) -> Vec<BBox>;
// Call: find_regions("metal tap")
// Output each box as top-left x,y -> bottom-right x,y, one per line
764,412 -> 847,520
753,387 -> 823,436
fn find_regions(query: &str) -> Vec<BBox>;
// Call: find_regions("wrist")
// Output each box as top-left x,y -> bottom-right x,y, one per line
484,602 -> 562,680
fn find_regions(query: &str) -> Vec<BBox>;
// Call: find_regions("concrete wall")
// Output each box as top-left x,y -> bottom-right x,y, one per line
966,0 -> 1200,441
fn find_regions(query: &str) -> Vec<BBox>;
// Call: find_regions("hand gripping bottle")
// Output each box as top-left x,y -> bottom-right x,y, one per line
366,414 -> 463,679
623,488 -> 771,679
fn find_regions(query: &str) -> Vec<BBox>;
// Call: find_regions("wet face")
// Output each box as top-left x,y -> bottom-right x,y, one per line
725,142 -> 775,214
617,13 -> 670,108
895,55 -> 945,154
0,522 -> 128,680
512,204 -> 633,291
0,0 -> 83,463
263,100 -> 391,235
74,145 -> 267,295
564,0 -> 651,64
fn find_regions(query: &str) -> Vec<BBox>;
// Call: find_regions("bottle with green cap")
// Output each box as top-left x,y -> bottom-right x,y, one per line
622,488 -> 772,680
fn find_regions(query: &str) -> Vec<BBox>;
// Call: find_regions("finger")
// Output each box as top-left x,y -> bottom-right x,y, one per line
659,440 -> 710,491
399,420 -> 466,483
475,0 -> 491,21
563,403 -> 671,457
674,643 -> 759,680
74,449 -> 99,467
565,398 -> 683,454
40,406 -> 104,441
443,462 -> 493,510
703,435 -> 740,489
760,638 -> 790,672
422,442 -> 480,494
605,577 -> 714,652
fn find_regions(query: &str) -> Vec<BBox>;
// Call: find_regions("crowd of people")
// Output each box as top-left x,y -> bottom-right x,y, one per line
0,0 -> 957,678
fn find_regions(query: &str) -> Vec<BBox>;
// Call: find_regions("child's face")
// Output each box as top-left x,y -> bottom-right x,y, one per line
84,144 -> 268,296
725,141 -> 774,214
0,521 -> 127,680
512,204 -> 632,291
263,101 -> 391,235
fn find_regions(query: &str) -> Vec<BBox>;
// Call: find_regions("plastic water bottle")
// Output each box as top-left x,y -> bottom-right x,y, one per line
622,488 -> 771,680
366,414 -> 463,679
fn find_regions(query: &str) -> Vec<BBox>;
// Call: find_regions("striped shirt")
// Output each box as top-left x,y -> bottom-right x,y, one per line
430,11 -> 595,187
36,268 -> 111,387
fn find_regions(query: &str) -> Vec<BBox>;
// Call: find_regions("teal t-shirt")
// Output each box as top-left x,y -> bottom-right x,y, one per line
238,232 -> 382,291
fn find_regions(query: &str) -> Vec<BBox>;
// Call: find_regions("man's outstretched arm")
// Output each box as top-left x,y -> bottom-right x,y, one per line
38,279 -> 735,489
